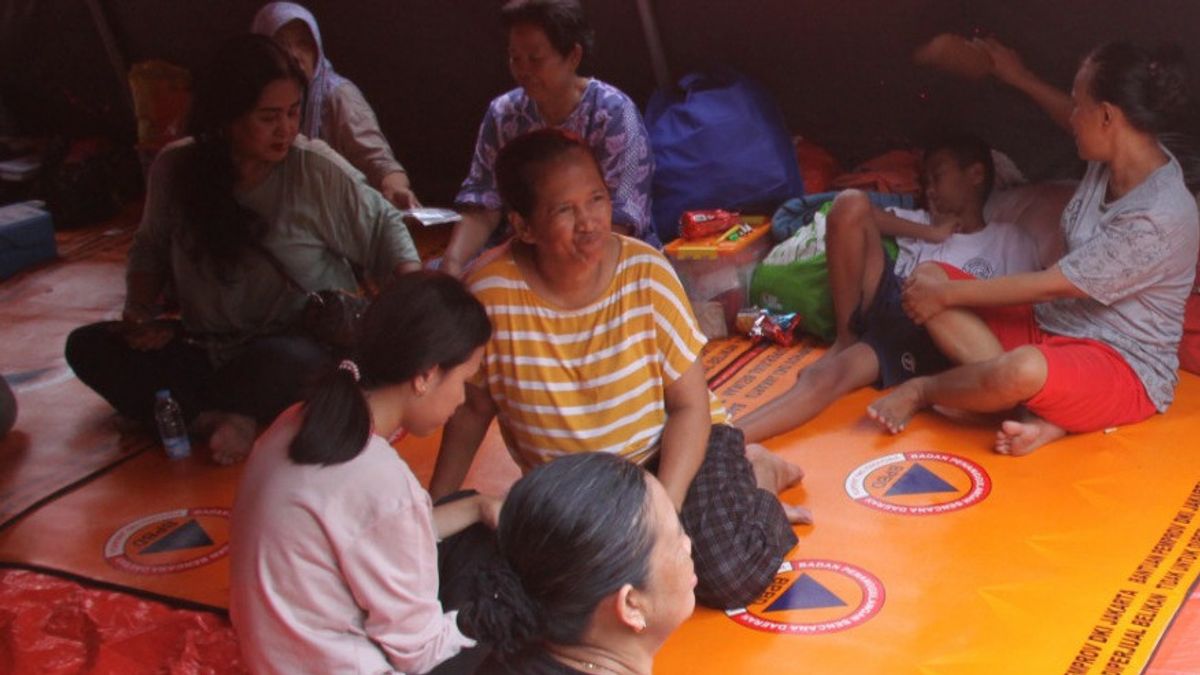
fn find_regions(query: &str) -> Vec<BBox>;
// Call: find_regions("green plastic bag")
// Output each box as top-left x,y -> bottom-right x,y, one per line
749,238 -> 898,343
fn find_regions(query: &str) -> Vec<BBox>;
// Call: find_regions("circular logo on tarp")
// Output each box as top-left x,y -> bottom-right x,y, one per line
846,451 -> 990,515
104,507 -> 230,574
726,559 -> 884,634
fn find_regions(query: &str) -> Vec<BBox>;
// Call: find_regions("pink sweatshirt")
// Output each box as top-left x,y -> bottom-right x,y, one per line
230,407 -> 473,674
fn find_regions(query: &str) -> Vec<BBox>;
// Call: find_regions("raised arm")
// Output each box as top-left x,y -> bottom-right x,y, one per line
977,38 -> 1074,132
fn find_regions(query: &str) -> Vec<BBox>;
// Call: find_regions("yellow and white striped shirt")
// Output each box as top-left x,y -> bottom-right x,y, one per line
468,236 -> 727,470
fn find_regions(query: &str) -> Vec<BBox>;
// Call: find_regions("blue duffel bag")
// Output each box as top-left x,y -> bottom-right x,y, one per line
645,68 -> 804,242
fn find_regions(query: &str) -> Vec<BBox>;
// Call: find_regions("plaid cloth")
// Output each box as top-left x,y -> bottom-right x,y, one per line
673,424 -> 798,609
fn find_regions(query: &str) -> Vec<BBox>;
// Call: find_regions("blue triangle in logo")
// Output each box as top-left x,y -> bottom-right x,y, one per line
885,462 -> 958,496
764,573 -> 848,612
140,519 -> 214,554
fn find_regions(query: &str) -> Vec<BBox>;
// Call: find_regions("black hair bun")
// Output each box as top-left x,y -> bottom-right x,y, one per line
457,564 -> 542,656
1148,44 -> 1190,121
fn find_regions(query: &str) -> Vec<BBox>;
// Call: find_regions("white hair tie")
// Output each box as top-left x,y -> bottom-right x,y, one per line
337,359 -> 361,383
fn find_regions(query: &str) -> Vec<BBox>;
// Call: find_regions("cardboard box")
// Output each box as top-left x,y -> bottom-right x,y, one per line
0,201 -> 57,279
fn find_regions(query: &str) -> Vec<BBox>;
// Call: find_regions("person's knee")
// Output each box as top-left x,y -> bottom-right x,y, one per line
64,322 -> 115,376
987,347 -> 1048,400
910,261 -> 950,283
826,190 -> 872,236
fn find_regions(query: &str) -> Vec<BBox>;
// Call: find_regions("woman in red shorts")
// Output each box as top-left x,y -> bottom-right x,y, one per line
867,41 -> 1199,455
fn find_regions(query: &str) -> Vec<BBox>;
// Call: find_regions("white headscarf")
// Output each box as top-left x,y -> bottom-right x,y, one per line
251,2 -> 346,140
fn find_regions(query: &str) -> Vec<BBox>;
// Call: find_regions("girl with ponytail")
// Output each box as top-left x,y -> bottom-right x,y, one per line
230,271 -> 497,675
462,452 -> 698,674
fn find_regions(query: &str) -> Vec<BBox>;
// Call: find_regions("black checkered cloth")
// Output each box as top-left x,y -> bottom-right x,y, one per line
673,424 -> 798,609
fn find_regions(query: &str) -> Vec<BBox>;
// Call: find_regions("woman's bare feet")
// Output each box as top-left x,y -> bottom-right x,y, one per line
746,443 -> 812,524
867,378 -> 928,434
994,417 -> 1066,456
208,413 -> 258,465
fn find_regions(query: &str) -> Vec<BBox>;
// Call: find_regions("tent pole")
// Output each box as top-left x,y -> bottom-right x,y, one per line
83,0 -> 133,114
634,0 -> 671,89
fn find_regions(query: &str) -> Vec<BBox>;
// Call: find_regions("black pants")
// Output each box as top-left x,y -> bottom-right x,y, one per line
64,320 -> 331,428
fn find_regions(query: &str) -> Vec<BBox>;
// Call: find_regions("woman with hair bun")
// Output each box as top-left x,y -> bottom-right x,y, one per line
868,40 -> 1199,456
462,452 -> 696,674
230,271 -> 497,675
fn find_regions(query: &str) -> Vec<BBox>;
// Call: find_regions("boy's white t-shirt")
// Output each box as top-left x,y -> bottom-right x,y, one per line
888,207 -> 1042,280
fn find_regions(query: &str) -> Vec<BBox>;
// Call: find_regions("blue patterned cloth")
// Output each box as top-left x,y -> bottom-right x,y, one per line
456,79 -> 659,246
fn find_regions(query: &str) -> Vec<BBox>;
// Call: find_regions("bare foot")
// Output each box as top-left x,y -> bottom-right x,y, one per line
745,444 -> 812,525
209,413 -> 258,465
746,443 -> 804,493
867,379 -> 927,434
782,503 -> 814,525
994,418 -> 1066,456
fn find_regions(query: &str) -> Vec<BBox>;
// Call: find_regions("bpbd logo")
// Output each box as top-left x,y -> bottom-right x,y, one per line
726,559 -> 884,634
104,507 -> 230,575
845,451 -> 990,515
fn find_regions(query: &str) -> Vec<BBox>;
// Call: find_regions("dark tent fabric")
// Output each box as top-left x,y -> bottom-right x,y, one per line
6,0 -> 1200,205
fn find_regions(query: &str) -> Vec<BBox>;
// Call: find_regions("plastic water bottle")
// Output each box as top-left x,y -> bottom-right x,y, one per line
154,389 -> 192,459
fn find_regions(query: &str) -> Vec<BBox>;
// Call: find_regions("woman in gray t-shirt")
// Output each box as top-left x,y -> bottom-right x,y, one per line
866,41 -> 1198,456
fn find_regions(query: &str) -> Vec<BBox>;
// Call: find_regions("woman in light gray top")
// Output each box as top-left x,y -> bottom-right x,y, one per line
866,40 -> 1198,456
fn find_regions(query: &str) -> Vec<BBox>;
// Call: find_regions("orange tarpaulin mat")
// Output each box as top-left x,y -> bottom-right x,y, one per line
655,339 -> 1200,674
2,338 -> 1199,673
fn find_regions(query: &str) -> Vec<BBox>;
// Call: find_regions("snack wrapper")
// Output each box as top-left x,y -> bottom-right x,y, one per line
738,307 -> 803,347
681,209 -> 742,240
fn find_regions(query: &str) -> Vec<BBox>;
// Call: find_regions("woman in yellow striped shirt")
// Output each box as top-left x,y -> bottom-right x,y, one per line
430,128 -> 810,609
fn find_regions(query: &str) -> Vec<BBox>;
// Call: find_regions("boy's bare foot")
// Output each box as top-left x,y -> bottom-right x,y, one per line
209,413 -> 258,465
866,379 -> 928,434
994,418 -> 1065,456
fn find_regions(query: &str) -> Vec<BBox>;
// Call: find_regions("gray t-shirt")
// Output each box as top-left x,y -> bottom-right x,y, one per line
128,136 -> 419,336
1035,154 -> 1199,411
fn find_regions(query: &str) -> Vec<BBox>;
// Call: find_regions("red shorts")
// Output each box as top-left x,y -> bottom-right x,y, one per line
1179,293 -> 1200,374
937,264 -> 1157,433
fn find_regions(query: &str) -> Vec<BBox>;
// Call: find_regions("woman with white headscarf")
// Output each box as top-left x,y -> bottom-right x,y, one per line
252,2 -> 419,208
